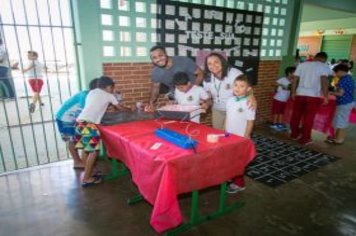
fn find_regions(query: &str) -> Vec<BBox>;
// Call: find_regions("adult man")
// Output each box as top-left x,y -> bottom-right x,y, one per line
146,46 -> 204,111
290,52 -> 332,145
0,38 -> 16,99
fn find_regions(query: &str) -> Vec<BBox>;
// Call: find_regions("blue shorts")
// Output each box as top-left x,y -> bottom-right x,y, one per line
56,119 -> 76,142
333,102 -> 355,129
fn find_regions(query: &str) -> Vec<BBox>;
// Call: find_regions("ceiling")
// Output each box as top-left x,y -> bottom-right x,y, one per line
302,4 -> 356,22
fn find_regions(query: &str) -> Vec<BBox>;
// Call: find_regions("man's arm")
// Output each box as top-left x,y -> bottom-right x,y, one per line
145,82 -> 160,111
244,120 -> 254,139
194,67 -> 204,86
321,75 -> 329,105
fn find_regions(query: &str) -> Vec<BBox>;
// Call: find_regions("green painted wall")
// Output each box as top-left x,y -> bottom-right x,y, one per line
278,0 -> 304,76
71,0 -> 102,89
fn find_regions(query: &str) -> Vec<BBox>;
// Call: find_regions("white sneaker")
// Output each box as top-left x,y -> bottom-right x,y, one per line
226,183 -> 246,194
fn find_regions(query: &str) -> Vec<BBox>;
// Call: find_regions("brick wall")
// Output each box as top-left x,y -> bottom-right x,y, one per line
103,60 -> 280,125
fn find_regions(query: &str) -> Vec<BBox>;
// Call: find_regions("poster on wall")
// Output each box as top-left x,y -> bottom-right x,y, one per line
155,0 -> 263,85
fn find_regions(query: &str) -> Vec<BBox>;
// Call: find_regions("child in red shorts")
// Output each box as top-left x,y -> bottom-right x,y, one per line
22,51 -> 44,113
270,66 -> 295,131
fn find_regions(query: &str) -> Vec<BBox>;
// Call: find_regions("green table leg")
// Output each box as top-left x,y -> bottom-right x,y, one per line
99,141 -> 130,181
127,194 -> 144,205
103,159 -> 130,181
166,183 -> 245,236
99,141 -> 106,160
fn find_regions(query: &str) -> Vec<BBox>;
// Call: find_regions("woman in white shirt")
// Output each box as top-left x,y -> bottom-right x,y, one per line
203,52 -> 257,130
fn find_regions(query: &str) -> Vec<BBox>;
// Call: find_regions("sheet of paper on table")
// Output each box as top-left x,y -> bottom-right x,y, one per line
156,104 -> 204,121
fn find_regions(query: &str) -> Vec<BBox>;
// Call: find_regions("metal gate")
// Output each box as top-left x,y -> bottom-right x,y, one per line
0,0 -> 81,173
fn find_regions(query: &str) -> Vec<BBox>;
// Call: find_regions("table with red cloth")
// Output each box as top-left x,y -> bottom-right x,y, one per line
280,96 -> 356,136
282,96 -> 337,136
98,120 -> 256,233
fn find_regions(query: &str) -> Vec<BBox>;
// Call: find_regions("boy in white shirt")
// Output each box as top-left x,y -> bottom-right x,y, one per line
225,74 -> 256,194
270,66 -> 295,131
22,51 -> 45,113
75,76 -> 125,187
172,72 -> 211,123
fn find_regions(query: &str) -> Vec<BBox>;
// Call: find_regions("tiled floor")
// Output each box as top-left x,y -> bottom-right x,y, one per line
0,124 -> 355,236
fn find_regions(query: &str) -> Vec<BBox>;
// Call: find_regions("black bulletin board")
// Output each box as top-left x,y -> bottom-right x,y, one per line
155,0 -> 263,85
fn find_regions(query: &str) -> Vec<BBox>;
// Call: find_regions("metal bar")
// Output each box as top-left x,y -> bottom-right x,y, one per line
33,0 -> 61,161
1,24 -> 72,28
45,0 -> 64,105
8,1 -> 44,167
0,143 -> 6,172
1,14 -> 31,169
69,0 -> 83,91
22,0 -> 51,164
57,0 -> 73,97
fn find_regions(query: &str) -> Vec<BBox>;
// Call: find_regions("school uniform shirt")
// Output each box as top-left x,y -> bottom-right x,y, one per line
225,96 -> 256,137
295,61 -> 333,97
77,88 -> 119,124
203,67 -> 243,111
273,77 -> 291,102
24,60 -> 43,78
174,85 -> 209,123
336,74 -> 355,105
56,90 -> 89,123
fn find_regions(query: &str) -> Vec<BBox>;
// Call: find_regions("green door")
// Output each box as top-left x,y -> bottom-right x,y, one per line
321,35 -> 352,61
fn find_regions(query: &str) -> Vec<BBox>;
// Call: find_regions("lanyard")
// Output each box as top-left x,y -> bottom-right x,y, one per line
213,76 -> 223,102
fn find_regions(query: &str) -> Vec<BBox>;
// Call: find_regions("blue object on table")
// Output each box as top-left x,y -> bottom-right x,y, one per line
154,128 -> 198,150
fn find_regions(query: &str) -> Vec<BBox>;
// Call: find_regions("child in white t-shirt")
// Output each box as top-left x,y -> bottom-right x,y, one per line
225,74 -> 256,194
22,51 -> 45,113
75,76 -> 126,187
270,66 -> 295,131
172,72 -> 210,123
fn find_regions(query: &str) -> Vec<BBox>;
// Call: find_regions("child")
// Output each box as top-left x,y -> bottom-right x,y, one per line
55,78 -> 98,169
22,51 -> 45,113
326,64 -> 355,144
270,66 -> 295,131
172,72 -> 210,123
75,76 -> 123,187
225,74 -> 256,194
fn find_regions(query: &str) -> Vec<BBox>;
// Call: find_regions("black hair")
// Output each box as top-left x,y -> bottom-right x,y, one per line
330,58 -> 336,64
234,74 -> 252,86
149,45 -> 167,54
333,63 -> 349,73
89,78 -> 99,90
204,52 -> 231,80
315,52 -> 328,60
97,76 -> 114,89
285,66 -> 296,76
173,72 -> 190,86
28,50 -> 38,58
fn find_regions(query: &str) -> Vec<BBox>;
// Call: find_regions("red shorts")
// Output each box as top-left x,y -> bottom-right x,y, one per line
271,99 -> 287,115
28,78 -> 44,93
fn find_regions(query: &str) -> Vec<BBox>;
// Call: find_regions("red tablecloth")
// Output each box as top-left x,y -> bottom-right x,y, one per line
283,96 -> 336,136
98,120 -> 256,233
